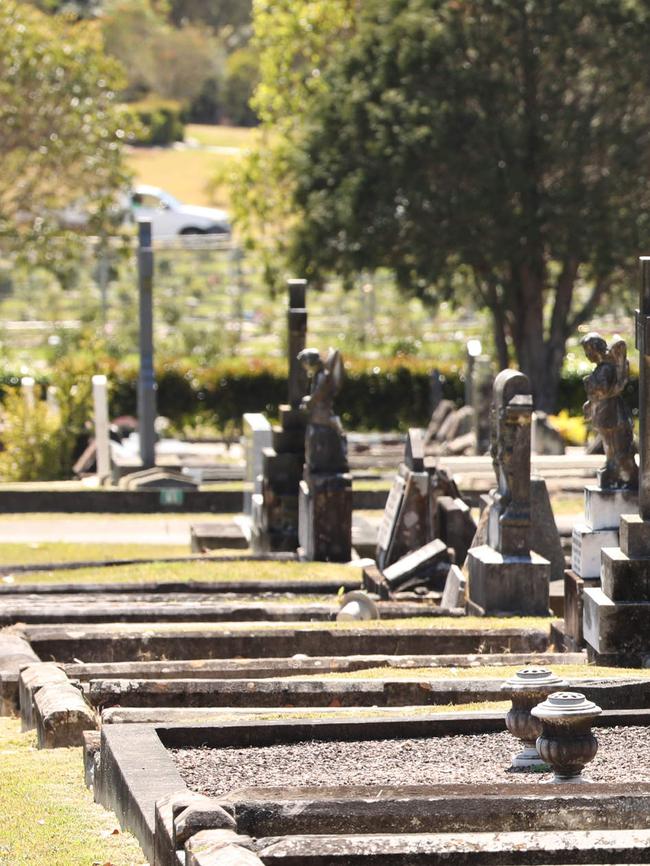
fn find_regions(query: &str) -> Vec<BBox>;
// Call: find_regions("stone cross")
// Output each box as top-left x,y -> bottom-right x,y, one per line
489,369 -> 533,556
637,258 -> 650,520
287,279 -> 308,409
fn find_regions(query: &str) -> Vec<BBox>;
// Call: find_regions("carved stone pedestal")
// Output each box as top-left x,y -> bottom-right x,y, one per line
466,546 -> 550,616
572,487 -> 637,579
298,472 -> 352,562
584,514 -> 650,663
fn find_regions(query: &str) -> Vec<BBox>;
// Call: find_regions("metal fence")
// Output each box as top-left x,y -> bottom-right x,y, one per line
0,234 -> 490,368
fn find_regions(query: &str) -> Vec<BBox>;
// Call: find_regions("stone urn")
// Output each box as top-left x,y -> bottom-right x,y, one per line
502,667 -> 568,768
531,691 -> 602,784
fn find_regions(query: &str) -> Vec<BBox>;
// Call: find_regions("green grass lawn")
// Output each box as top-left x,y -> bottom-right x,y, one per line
0,542 -> 191,566
10,559 -> 357,585
0,718 -> 146,866
185,124 -> 259,149
126,124 -> 259,209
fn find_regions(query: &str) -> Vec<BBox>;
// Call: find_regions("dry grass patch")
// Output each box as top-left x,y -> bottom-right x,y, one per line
311,663 -> 650,680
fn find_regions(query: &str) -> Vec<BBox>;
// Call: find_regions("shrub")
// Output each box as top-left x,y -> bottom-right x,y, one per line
124,98 -> 185,146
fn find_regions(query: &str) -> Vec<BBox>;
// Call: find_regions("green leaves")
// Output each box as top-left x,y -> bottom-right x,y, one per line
0,1 -> 130,263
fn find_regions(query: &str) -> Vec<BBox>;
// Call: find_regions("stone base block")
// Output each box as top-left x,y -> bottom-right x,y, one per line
601,546 -> 650,602
466,545 -> 551,616
563,569 -> 599,647
298,473 -> 352,562
620,514 -> 650,558
583,586 -> 650,659
571,523 -> 618,578
584,486 -> 637,531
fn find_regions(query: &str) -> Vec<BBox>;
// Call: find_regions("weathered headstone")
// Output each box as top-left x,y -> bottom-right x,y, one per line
565,332 -> 638,649
466,369 -> 551,615
242,413 -> 273,517
253,280 -> 309,553
436,495 -> 476,566
441,563 -> 467,609
584,260 -> 650,663
92,374 -> 111,482
297,347 -> 352,562
376,429 -> 431,571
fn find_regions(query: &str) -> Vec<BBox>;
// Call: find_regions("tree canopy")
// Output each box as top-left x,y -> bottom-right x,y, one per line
240,0 -> 650,410
0,1 -> 129,264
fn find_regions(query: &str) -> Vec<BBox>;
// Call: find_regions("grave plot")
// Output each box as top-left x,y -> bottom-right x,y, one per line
94,711 -> 650,865
4,611 -> 559,742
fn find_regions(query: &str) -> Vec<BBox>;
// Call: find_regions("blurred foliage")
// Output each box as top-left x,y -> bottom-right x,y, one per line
0,1 -> 131,267
548,410 -> 587,447
0,335 -> 108,481
227,0 -> 356,290
0,354 -> 594,439
101,0 -> 224,105
123,97 -> 185,145
234,0 -> 650,412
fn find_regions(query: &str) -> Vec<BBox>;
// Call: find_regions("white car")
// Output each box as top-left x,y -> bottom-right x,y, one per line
130,185 -> 230,237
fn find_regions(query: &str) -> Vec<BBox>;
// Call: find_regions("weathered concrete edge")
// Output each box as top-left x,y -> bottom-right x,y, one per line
97,724 -> 188,864
0,629 -> 40,715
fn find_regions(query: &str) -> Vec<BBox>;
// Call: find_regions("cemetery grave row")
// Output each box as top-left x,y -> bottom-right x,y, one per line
6,253 -> 650,864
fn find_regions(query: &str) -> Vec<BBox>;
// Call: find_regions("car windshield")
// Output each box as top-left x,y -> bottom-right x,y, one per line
132,189 -> 181,210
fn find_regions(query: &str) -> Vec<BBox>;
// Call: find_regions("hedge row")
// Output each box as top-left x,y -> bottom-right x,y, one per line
105,358 -> 595,430
0,359 -> 609,431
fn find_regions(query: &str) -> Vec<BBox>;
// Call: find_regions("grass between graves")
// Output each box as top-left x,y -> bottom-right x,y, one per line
8,559 -> 357,585
0,542 -> 191,566
153,702 -> 512,724
310,663 -> 650,680
0,718 -> 147,866
51,616 -> 551,633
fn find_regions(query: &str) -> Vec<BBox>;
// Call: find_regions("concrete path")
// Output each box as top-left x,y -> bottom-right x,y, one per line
0,516 -> 195,545
0,513 -> 386,546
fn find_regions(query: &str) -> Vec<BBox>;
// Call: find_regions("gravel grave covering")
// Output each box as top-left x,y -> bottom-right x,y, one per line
171,727 -> 648,797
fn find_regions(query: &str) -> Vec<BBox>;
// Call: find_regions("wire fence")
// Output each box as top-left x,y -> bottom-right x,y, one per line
0,234 -> 491,369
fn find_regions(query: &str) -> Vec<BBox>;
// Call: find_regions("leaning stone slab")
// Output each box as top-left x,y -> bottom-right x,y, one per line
19,662 -> 69,731
440,564 -> 466,610
185,830 -> 260,866
33,681 -> 97,748
382,539 -> 450,592
0,630 -> 40,714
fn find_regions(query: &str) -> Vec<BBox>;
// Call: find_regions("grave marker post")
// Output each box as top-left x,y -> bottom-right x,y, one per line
92,374 -> 111,481
137,219 -> 156,469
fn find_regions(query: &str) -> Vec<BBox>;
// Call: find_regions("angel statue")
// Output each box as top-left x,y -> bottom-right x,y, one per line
298,347 -> 349,474
581,332 -> 638,490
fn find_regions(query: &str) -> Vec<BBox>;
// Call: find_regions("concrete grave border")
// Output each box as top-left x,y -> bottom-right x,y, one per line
96,711 -> 650,866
